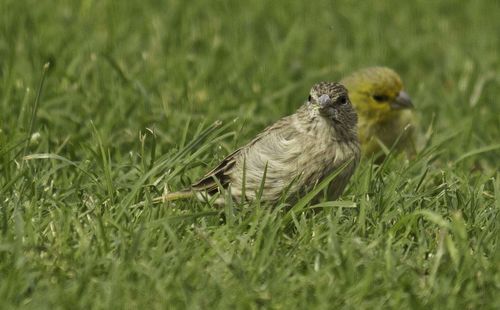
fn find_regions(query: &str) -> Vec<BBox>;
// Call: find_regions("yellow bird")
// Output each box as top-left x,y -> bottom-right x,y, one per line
340,67 -> 417,158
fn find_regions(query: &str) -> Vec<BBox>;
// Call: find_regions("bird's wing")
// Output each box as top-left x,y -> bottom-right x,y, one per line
190,116 -> 295,194
190,148 -> 241,193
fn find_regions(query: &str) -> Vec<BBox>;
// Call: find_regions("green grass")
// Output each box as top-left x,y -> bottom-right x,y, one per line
1,0 -> 499,308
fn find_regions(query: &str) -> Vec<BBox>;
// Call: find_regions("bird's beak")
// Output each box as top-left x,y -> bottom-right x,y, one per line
318,94 -> 332,109
390,91 -> 414,110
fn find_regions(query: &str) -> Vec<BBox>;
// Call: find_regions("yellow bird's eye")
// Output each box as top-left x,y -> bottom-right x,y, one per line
372,94 -> 389,103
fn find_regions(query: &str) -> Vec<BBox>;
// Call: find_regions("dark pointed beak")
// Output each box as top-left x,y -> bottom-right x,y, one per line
390,91 -> 413,110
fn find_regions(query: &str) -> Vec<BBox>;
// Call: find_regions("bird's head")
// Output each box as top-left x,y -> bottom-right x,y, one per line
340,67 -> 413,120
307,81 -> 357,128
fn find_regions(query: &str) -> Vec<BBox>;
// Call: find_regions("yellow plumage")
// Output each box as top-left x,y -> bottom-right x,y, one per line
341,67 -> 417,158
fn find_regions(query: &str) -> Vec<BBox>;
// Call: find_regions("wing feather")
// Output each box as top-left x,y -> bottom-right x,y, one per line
189,116 -> 294,194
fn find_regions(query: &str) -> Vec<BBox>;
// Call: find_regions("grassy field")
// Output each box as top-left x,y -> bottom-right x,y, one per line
1,0 -> 499,308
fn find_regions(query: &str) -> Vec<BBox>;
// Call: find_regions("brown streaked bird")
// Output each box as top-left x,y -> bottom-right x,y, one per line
340,67 -> 417,158
155,82 -> 360,205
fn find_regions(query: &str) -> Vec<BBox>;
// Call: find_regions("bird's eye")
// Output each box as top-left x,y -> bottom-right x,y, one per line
308,95 -> 312,102
373,94 -> 389,103
338,95 -> 347,105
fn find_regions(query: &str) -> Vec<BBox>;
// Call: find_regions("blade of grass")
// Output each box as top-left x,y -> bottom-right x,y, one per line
284,159 -> 353,223
454,143 -> 500,164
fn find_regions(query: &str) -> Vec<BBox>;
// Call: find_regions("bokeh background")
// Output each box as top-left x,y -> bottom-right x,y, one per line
2,0 -> 499,156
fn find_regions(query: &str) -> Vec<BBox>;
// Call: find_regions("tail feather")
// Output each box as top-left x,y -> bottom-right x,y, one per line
153,190 -> 194,203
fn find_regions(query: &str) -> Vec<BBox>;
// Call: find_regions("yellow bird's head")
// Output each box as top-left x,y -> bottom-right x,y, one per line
340,67 -> 413,121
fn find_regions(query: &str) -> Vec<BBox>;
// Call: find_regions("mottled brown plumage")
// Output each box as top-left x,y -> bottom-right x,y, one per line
157,82 -> 360,205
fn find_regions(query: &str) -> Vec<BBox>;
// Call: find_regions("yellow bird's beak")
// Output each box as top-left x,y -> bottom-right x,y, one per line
390,91 -> 414,110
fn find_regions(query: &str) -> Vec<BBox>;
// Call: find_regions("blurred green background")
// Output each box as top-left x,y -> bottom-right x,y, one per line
1,0 -> 499,308
2,0 -> 499,154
